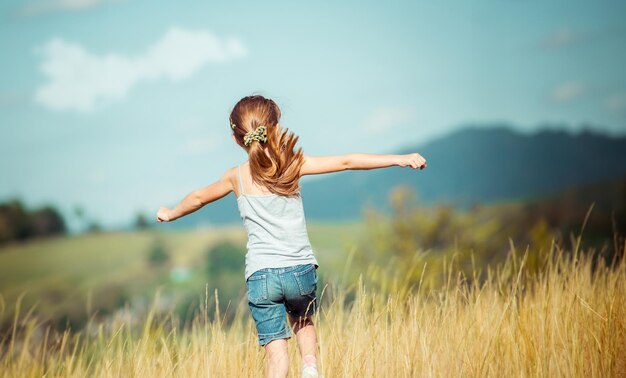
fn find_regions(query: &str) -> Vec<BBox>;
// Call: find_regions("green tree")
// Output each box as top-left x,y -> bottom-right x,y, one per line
206,241 -> 244,276
0,200 -> 67,245
134,212 -> 151,230
31,206 -> 66,236
0,200 -> 30,243
205,241 -> 246,320
148,238 -> 169,266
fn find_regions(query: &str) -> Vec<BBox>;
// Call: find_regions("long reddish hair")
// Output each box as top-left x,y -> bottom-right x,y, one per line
229,95 -> 304,196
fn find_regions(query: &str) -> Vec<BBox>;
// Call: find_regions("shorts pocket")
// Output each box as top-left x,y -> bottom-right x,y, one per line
246,274 -> 268,304
293,265 -> 317,296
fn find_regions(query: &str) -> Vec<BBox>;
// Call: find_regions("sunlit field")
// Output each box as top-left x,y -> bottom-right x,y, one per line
1,236 -> 624,377
2,0 -> 625,376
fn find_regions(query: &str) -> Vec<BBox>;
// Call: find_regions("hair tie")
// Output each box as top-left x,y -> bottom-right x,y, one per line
244,125 -> 268,147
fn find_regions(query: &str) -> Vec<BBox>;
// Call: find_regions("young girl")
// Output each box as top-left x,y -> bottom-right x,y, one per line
156,95 -> 426,378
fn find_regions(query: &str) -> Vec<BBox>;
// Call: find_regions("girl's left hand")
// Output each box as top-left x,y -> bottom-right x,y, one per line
399,153 -> 427,170
156,207 -> 172,222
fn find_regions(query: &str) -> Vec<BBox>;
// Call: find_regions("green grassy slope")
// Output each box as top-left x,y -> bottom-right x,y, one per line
0,222 -> 363,328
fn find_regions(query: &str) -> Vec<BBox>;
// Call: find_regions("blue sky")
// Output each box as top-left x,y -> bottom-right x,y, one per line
1,0 -> 625,230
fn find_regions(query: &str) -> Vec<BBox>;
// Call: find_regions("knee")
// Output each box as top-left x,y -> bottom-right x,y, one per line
265,340 -> 289,374
267,348 -> 288,365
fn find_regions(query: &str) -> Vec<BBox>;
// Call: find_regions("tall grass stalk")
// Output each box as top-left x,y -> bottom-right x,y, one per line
1,242 -> 624,377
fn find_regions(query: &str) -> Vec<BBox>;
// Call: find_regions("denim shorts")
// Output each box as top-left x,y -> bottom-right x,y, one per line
246,264 -> 318,346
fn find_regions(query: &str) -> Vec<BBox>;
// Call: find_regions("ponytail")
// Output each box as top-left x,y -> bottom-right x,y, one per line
230,96 -> 304,196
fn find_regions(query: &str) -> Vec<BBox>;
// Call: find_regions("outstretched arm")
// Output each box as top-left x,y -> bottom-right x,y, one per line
156,168 -> 235,222
300,153 -> 426,176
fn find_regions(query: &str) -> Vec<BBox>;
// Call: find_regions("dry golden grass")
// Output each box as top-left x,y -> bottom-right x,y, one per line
1,242 -> 625,378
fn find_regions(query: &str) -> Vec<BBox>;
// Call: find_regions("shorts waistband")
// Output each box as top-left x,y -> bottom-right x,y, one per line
255,264 -> 312,274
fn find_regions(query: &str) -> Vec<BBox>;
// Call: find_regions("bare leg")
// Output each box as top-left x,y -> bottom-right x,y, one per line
264,338 -> 289,378
289,315 -> 317,362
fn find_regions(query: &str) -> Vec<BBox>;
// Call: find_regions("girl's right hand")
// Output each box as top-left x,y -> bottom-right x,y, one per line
156,207 -> 172,222
399,153 -> 427,170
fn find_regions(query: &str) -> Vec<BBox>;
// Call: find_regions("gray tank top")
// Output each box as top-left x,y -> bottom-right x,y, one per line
236,164 -> 318,280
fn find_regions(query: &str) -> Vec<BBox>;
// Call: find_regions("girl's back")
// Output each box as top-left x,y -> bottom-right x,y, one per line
235,162 -> 318,280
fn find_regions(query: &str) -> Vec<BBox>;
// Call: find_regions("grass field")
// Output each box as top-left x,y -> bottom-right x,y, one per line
1,224 -> 625,377
0,222 -> 363,327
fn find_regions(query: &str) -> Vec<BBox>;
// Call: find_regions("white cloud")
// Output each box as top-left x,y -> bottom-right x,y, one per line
541,27 -> 621,50
550,82 -> 585,103
20,0 -> 111,16
35,27 -> 248,112
363,105 -> 416,134
88,169 -> 109,184
542,28 -> 578,49
606,93 -> 626,113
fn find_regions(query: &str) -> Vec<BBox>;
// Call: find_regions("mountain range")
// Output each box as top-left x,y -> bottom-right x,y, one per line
161,125 -> 626,229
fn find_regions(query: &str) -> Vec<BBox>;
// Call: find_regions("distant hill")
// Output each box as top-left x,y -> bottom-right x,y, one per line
160,125 -> 626,229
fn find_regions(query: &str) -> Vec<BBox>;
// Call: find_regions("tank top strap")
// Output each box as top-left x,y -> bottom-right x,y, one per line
237,164 -> 245,195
